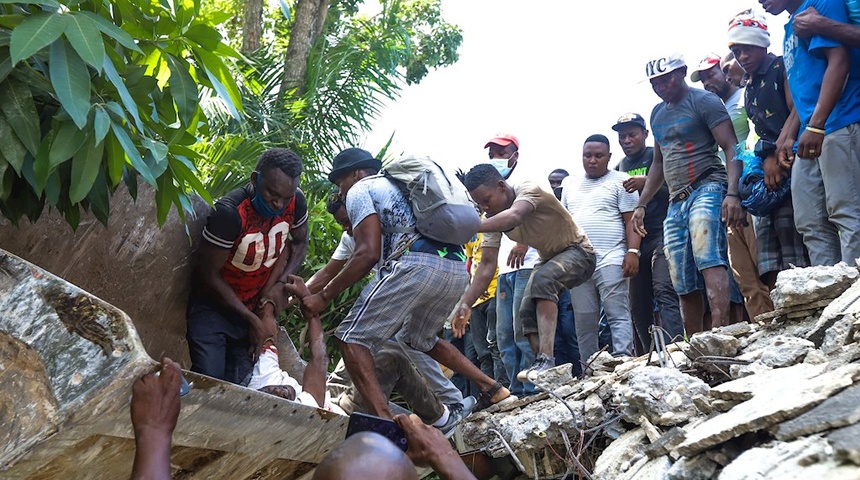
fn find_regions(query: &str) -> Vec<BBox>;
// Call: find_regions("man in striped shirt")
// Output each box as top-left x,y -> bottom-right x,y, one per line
561,134 -> 640,363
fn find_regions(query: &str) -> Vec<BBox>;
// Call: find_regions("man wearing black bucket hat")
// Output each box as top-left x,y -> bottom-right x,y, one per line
296,147 -> 515,419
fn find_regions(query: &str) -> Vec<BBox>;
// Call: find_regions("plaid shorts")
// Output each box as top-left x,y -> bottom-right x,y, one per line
335,252 -> 470,352
754,195 -> 810,275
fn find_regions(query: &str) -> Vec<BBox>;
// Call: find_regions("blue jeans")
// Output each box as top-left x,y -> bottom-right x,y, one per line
471,299 -> 509,386
554,288 -> 581,376
496,269 -> 535,396
444,327 -> 479,398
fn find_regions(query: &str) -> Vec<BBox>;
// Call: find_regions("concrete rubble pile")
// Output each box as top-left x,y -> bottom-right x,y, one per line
456,262 -> 860,479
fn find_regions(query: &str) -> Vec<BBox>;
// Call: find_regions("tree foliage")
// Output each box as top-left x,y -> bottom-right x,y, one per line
0,0 -> 246,227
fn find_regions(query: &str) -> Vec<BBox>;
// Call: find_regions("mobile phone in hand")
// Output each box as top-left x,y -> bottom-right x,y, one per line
345,412 -> 408,451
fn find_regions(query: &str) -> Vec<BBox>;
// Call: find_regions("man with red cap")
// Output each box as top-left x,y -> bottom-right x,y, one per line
481,133 -> 541,394
690,52 -> 773,321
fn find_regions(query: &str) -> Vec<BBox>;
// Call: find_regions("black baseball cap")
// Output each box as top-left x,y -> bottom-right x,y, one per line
611,113 -> 647,132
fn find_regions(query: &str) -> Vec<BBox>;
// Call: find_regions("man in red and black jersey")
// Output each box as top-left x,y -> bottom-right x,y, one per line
187,148 -> 309,385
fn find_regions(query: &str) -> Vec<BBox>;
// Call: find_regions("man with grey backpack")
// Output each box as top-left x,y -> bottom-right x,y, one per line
296,148 -> 516,420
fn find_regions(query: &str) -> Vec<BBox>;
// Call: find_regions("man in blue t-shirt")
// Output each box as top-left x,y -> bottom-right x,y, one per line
761,0 -> 860,266
632,53 -> 745,335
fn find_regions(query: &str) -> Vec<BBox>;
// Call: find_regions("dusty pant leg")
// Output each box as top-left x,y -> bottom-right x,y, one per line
727,213 -> 772,318
375,346 -> 444,423
792,153 -> 841,266
572,274 -> 600,365
820,123 -> 860,264
402,341 -> 463,405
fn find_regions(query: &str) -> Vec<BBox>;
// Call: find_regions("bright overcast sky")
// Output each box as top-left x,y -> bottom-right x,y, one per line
357,0 -> 789,185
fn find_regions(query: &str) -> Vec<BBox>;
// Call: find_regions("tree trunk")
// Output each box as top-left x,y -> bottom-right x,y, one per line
280,0 -> 330,97
241,0 -> 265,55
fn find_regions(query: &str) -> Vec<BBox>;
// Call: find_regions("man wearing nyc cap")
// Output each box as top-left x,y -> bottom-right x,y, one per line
727,10 -> 810,290
299,147 -> 513,418
612,113 -> 683,353
632,53 -> 745,334
759,0 -> 860,266
483,133 -> 541,395
691,51 -> 773,321
187,148 -> 309,384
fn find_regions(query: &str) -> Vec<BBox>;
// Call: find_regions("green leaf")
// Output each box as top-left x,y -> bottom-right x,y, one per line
143,150 -> 167,178
49,120 -> 87,168
0,15 -> 25,31
165,54 -> 197,126
64,13 -> 104,72
185,24 -> 221,50
0,77 -> 40,156
155,172 -> 175,225
49,40 -> 91,129
174,0 -> 195,29
0,47 -> 12,85
105,128 -> 124,186
0,153 -> 13,201
110,120 -> 155,185
93,104 -> 109,145
0,112 -> 26,174
141,136 -> 168,164
103,53 -> 143,132
0,0 -> 60,9
86,167 -> 110,225
44,169 -> 60,206
32,134 -> 52,194
79,11 -> 142,54
170,155 -> 212,203
70,136 -> 104,203
194,48 -> 242,120
10,12 -> 67,65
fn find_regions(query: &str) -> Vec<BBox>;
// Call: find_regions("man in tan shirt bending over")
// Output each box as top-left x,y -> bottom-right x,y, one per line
455,164 -> 596,381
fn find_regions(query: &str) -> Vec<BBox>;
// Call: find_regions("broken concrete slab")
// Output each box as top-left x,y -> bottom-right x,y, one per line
644,426 -> 686,459
677,363 -> 860,456
667,453 -> 719,480
760,336 -> 814,368
622,366 -> 710,426
618,454 -> 671,480
822,312 -> 858,355
687,332 -> 741,359
776,383 -> 860,440
828,422 -> 860,465
593,428 -> 647,480
771,262 -> 859,310
718,435 -> 858,480
584,393 -> 607,429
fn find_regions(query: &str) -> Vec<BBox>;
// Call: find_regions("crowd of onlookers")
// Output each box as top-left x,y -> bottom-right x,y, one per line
129,2 -> 860,478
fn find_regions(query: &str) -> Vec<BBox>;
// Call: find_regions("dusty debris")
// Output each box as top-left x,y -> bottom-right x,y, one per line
457,263 -> 860,479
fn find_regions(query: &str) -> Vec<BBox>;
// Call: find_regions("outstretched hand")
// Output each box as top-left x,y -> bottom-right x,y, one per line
130,357 -> 182,480
393,414 -> 476,480
131,357 -> 182,439
451,302 -> 471,338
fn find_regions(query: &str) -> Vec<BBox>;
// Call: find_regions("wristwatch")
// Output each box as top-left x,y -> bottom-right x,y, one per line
627,248 -> 641,258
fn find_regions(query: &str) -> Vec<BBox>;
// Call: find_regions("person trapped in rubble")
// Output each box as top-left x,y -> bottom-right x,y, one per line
186,148 -> 309,385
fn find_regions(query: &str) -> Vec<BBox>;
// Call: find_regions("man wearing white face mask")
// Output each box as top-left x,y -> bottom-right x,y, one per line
481,134 -> 540,395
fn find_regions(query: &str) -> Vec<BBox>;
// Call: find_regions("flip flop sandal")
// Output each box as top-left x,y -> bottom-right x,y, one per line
475,381 -> 517,411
